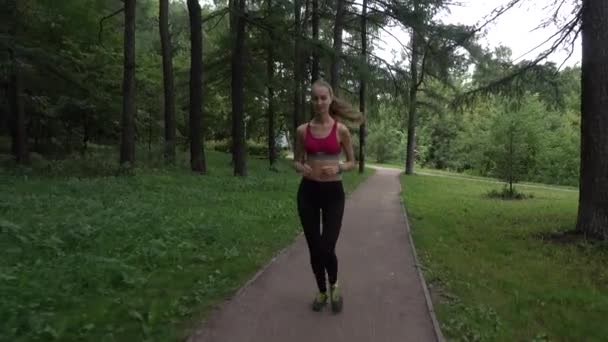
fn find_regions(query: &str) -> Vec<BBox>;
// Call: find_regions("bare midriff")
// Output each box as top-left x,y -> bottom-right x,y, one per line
303,155 -> 341,182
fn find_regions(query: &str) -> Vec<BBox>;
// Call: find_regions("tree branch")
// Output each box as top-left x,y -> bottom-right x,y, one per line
98,7 -> 125,44
342,40 -> 405,95
433,0 -> 525,54
454,8 -> 582,105
345,8 -> 413,55
512,9 -> 580,63
557,26 -> 581,71
202,8 -> 229,25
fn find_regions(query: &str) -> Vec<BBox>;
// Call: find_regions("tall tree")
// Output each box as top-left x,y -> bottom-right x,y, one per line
404,0 -> 422,175
576,0 -> 608,239
159,0 -> 176,164
7,0 -> 28,164
266,0 -> 277,167
232,0 -> 247,176
229,0 -> 236,166
187,0 -> 206,173
358,0 -> 368,173
293,0 -> 303,147
330,0 -> 345,92
301,0 -> 310,121
311,0 -> 320,83
120,0 -> 136,166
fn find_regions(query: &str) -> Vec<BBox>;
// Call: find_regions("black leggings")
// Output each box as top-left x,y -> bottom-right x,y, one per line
297,178 -> 345,293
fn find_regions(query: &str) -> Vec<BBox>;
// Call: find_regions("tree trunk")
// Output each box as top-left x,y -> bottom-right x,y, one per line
405,21 -> 419,175
82,112 -> 89,155
7,0 -> 28,164
266,0 -> 277,167
311,0 -> 319,83
160,0 -> 176,164
148,111 -> 152,152
8,66 -> 27,164
358,0 -> 368,173
120,0 -> 136,166
330,0 -> 345,93
576,0 -> 608,239
232,0 -> 247,176
301,0 -> 310,121
187,0 -> 206,173
509,125 -> 514,193
229,0 -> 236,165
293,0 -> 303,149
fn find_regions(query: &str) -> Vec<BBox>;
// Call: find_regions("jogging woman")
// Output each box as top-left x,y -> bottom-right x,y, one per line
293,79 -> 363,313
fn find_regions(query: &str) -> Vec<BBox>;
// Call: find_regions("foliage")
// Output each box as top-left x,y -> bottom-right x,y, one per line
366,60 -> 581,187
366,102 -> 406,163
486,186 -> 532,200
485,95 -> 543,190
0,150 -> 373,341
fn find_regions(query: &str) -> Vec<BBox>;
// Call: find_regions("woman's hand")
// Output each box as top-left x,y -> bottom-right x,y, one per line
296,162 -> 313,176
320,165 -> 340,177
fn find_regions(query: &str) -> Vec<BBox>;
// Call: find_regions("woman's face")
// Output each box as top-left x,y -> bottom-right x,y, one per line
311,85 -> 332,115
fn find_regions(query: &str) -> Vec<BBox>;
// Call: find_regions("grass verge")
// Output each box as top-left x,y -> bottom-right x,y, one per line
401,172 -> 608,341
0,150 -> 373,341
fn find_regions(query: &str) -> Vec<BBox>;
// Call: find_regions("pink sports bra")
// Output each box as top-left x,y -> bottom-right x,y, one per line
304,120 -> 341,157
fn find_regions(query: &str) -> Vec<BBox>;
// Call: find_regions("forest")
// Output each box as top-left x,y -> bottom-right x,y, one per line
2,0 -> 586,185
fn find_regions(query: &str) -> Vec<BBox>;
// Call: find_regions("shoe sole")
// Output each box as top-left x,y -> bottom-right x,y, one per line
312,304 -> 326,312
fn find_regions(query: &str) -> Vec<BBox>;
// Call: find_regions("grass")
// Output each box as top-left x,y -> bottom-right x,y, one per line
401,172 -> 608,341
0,149 -> 373,342
369,161 -> 578,192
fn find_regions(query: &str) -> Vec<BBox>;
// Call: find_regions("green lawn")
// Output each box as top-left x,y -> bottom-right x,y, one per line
369,162 -> 578,192
0,150 -> 373,342
401,173 -> 608,341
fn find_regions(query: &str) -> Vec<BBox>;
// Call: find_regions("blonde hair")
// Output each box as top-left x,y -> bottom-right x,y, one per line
312,79 -> 364,126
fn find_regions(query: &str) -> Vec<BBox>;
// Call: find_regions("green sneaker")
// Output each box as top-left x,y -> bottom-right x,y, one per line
312,291 -> 328,311
329,282 -> 343,313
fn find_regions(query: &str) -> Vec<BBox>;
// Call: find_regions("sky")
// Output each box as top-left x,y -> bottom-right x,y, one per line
377,0 -> 582,68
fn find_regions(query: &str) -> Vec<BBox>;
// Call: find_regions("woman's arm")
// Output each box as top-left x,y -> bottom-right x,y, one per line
339,123 -> 356,172
293,125 -> 312,175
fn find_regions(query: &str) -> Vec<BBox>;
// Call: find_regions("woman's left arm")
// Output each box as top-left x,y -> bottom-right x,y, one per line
339,124 -> 356,172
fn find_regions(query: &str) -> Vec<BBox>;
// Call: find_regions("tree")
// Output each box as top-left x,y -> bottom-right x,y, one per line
187,0 -> 206,173
7,0 -> 28,164
300,0 -> 310,122
266,0 -> 277,168
293,0 -> 303,147
405,2 -> 420,175
330,0 -> 345,92
231,0 -> 247,176
381,0 -> 477,174
120,0 -> 136,166
367,102 -> 406,163
358,0 -> 368,173
311,0 -> 320,83
487,97 -> 541,195
576,0 -> 608,239
160,0 -> 176,164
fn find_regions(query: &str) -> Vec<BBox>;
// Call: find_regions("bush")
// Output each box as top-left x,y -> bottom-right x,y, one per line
485,186 -> 533,200
207,140 -> 273,158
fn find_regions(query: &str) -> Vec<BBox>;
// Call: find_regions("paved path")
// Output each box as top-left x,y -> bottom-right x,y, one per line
188,167 -> 442,342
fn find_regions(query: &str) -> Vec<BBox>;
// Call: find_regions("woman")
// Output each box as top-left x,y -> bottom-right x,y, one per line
293,79 -> 363,313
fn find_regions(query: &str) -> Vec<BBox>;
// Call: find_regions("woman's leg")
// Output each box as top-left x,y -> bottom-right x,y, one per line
320,181 -> 345,286
297,179 -> 326,293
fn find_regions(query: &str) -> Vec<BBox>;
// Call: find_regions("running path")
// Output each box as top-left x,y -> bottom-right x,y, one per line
188,167 -> 443,342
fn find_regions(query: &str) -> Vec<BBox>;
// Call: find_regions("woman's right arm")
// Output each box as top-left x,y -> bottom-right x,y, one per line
293,125 -> 312,175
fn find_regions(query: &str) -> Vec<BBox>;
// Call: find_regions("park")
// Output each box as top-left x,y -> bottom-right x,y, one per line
2,0 -> 606,341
